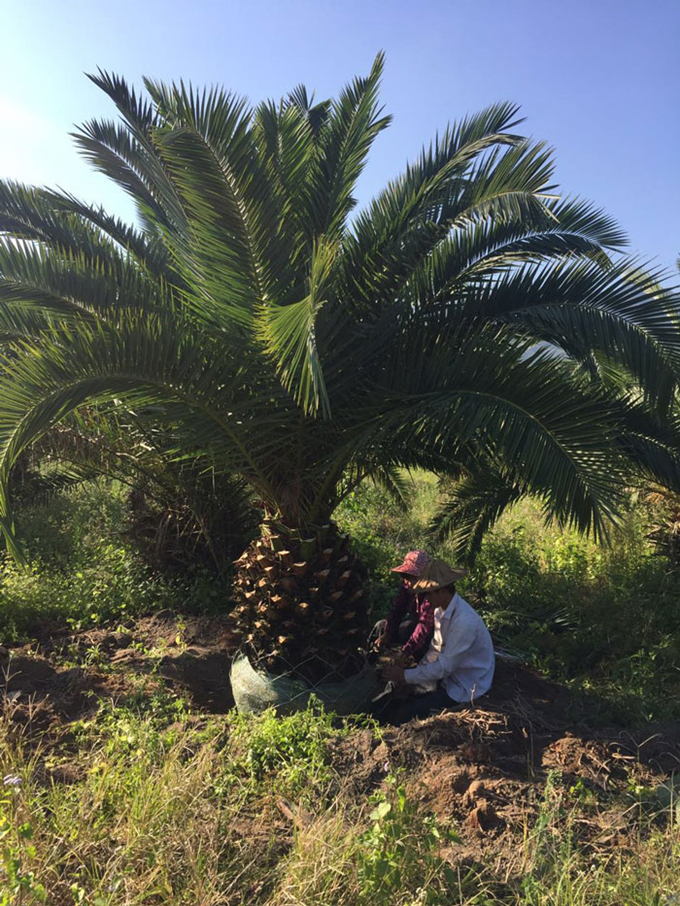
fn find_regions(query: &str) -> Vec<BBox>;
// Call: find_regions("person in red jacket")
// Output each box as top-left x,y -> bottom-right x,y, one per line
372,550 -> 434,665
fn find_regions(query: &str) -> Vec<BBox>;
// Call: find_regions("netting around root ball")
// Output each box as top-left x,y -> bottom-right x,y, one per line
230,650 -> 379,715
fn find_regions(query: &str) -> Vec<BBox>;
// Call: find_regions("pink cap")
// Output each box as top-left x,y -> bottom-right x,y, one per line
391,550 -> 431,576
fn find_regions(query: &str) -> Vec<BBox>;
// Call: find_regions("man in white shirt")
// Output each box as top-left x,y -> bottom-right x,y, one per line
381,559 -> 495,724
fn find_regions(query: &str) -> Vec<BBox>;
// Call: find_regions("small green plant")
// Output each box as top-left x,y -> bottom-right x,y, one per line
223,698 -> 351,797
174,617 -> 187,650
67,681 -> 193,768
0,789 -> 46,904
357,774 -> 460,905
567,778 -> 597,808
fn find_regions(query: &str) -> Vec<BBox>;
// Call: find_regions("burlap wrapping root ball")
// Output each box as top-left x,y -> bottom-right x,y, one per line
230,652 -> 378,715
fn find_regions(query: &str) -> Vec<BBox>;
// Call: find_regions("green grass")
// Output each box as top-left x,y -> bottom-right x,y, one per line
2,693 -> 679,905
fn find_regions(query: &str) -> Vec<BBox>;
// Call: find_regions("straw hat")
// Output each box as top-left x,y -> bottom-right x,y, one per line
412,558 -> 468,593
390,549 -> 430,576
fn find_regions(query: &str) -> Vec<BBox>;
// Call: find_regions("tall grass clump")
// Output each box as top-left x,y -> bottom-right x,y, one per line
0,689 -> 282,903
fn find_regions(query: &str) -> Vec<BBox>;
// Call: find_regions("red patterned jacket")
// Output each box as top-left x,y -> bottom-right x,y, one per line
384,583 -> 435,659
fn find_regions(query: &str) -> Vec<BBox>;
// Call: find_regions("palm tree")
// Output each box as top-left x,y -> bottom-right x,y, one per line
0,53 -> 678,680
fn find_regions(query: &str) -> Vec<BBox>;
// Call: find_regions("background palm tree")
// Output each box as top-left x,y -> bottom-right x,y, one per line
0,53 -> 678,679
18,413 -> 260,573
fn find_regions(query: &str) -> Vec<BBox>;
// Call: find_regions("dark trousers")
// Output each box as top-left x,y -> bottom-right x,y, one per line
373,685 -> 457,726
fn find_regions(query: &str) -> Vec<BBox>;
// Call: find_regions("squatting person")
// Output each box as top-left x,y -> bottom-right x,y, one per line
371,549 -> 434,665
379,559 -> 495,724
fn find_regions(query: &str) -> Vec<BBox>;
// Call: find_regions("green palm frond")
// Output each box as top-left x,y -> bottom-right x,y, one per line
286,84 -> 331,136
613,393 -> 680,493
0,234 -> 164,321
85,69 -> 189,233
75,119 -> 175,234
0,54 -> 678,564
0,181 -> 171,283
308,50 -> 391,239
339,328 -> 626,539
457,258 -> 680,408
429,464 -> 525,563
257,236 -> 336,416
253,99 -> 318,254
46,191 -> 172,278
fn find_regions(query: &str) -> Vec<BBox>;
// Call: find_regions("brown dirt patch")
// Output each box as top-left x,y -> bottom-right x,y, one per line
318,658 -> 680,869
1,651 -> 135,734
0,612 -> 240,747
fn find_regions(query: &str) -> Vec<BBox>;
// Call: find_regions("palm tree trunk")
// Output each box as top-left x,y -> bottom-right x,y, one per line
230,519 -> 369,682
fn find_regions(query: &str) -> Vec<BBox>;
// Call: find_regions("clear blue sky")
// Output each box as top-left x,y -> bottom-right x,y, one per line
2,0 -> 678,272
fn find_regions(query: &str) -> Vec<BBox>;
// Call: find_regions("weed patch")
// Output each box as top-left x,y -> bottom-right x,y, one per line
0,481 -> 233,643
221,699 -> 365,800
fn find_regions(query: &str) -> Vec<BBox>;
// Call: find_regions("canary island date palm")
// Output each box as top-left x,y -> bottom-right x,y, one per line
0,53 -> 679,679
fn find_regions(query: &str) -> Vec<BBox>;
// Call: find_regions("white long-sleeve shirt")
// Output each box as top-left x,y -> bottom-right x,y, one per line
403,592 -> 495,703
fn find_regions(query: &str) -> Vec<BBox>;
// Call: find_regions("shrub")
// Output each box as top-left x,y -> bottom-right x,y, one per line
0,480 -> 232,641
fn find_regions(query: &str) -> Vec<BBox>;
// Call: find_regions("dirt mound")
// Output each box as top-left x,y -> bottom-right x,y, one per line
324,695 -> 677,870
31,610 -> 238,659
320,658 -> 680,869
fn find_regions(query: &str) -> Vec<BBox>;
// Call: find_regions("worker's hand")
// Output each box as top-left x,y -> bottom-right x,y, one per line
382,665 -> 406,685
373,633 -> 387,652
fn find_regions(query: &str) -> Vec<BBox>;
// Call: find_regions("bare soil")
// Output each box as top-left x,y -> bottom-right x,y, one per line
324,657 -> 680,871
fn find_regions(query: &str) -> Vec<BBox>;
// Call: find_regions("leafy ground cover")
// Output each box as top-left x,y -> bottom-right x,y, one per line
0,481 -> 231,641
1,478 -> 679,903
